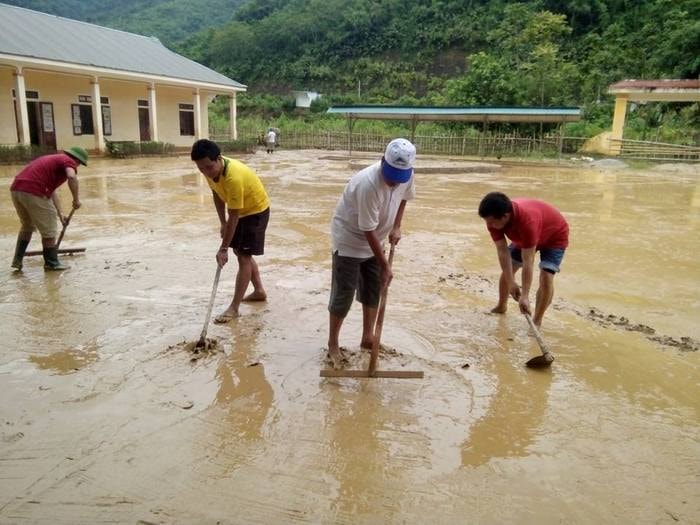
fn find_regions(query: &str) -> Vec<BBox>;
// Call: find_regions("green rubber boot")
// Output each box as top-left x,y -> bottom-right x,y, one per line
11,239 -> 30,271
43,246 -> 69,271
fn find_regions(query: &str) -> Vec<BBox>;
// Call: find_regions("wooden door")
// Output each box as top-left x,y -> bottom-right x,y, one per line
138,107 -> 150,141
27,101 -> 40,145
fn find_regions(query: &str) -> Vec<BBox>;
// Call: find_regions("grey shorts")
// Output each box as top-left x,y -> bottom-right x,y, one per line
328,251 -> 381,317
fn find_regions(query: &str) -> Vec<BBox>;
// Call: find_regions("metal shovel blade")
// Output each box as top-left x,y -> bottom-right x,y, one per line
525,352 -> 554,369
523,313 -> 555,369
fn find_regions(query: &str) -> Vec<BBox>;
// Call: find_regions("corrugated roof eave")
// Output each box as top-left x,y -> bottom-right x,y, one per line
0,3 -> 245,90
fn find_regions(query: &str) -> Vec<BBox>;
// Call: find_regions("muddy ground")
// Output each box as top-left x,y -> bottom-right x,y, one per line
0,150 -> 698,524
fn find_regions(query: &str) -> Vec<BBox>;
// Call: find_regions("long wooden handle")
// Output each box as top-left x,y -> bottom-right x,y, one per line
368,243 -> 395,375
56,208 -> 76,250
198,265 -> 222,343
524,312 -> 552,358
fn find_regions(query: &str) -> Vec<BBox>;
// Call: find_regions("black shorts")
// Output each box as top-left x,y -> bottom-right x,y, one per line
230,207 -> 269,255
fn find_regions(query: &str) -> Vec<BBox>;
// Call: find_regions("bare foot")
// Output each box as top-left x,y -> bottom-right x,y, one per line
360,340 -> 391,354
360,337 -> 374,349
214,308 -> 239,324
242,290 -> 267,302
327,345 -> 345,369
490,304 -> 507,314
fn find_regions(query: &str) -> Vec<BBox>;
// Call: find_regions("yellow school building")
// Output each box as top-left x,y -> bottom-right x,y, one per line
0,3 -> 245,153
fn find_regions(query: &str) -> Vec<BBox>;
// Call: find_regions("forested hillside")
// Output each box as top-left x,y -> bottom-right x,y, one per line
7,0 -> 699,140
183,0 -> 698,102
3,0 -> 245,46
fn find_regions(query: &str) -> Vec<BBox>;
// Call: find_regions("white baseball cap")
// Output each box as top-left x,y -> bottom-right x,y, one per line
382,138 -> 416,183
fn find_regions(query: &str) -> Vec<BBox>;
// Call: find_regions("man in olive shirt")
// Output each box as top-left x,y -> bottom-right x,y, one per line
191,139 -> 270,322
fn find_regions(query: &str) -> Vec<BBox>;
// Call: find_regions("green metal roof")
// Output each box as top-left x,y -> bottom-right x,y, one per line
327,105 -> 581,123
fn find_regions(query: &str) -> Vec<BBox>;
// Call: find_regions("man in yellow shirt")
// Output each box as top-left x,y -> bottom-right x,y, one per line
191,139 -> 270,322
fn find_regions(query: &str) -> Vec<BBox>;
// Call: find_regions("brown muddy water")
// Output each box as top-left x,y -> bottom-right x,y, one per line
0,150 -> 698,524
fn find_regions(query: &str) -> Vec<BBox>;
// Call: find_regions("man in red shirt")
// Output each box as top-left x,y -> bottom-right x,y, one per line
478,192 -> 569,328
10,147 -> 87,271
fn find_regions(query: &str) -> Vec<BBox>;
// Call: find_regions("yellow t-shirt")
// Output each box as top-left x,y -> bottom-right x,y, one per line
205,157 -> 269,217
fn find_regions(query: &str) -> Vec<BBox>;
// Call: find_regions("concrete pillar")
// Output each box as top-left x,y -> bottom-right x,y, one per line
193,89 -> 202,140
91,78 -> 105,152
557,119 -> 564,162
410,116 -> 418,142
13,69 -> 31,145
148,83 -> 159,142
229,93 -> 237,140
609,95 -> 628,155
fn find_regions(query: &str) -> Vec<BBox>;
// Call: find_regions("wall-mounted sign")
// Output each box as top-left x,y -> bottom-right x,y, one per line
102,106 -> 112,136
42,103 -> 54,132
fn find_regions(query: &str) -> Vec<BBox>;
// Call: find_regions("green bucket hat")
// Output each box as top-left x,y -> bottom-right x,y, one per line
64,146 -> 88,166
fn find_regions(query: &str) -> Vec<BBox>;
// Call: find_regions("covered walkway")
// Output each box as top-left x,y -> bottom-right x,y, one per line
326,105 -> 581,155
607,79 -> 700,155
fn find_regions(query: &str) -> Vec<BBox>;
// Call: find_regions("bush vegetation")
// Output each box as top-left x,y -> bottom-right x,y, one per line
0,144 -> 55,164
105,140 -> 176,158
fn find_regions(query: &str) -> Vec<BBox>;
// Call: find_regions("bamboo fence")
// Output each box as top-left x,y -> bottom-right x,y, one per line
211,127 -> 590,159
609,138 -> 700,161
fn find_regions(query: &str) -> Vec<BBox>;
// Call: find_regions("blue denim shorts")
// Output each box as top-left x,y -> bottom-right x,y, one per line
509,244 -> 566,274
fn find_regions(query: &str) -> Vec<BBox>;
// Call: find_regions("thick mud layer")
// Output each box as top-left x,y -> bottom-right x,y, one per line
582,307 -> 698,352
172,338 -> 220,360
0,151 -> 698,523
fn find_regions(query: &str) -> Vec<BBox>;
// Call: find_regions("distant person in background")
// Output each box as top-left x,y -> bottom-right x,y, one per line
265,128 -> 277,154
327,138 -> 416,367
9,147 -> 87,271
478,192 -> 569,328
191,139 -> 270,322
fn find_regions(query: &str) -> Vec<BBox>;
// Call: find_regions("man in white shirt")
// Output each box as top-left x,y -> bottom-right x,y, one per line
265,129 -> 276,154
327,138 -> 416,367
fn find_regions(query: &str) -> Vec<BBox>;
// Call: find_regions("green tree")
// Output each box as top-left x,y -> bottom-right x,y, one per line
444,52 -> 520,106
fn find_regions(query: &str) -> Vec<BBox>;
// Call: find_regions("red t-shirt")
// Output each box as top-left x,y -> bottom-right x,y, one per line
488,198 -> 569,249
10,153 -> 78,198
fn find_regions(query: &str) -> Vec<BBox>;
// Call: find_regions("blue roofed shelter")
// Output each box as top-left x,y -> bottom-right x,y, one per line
0,3 -> 246,153
327,105 -> 582,155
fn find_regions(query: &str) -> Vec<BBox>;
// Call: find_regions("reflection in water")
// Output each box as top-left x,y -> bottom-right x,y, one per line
214,356 -> 273,441
13,270 -> 72,339
598,172 -> 616,223
211,319 -> 273,473
691,180 -> 700,228
461,319 -> 552,467
326,385 -> 393,521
